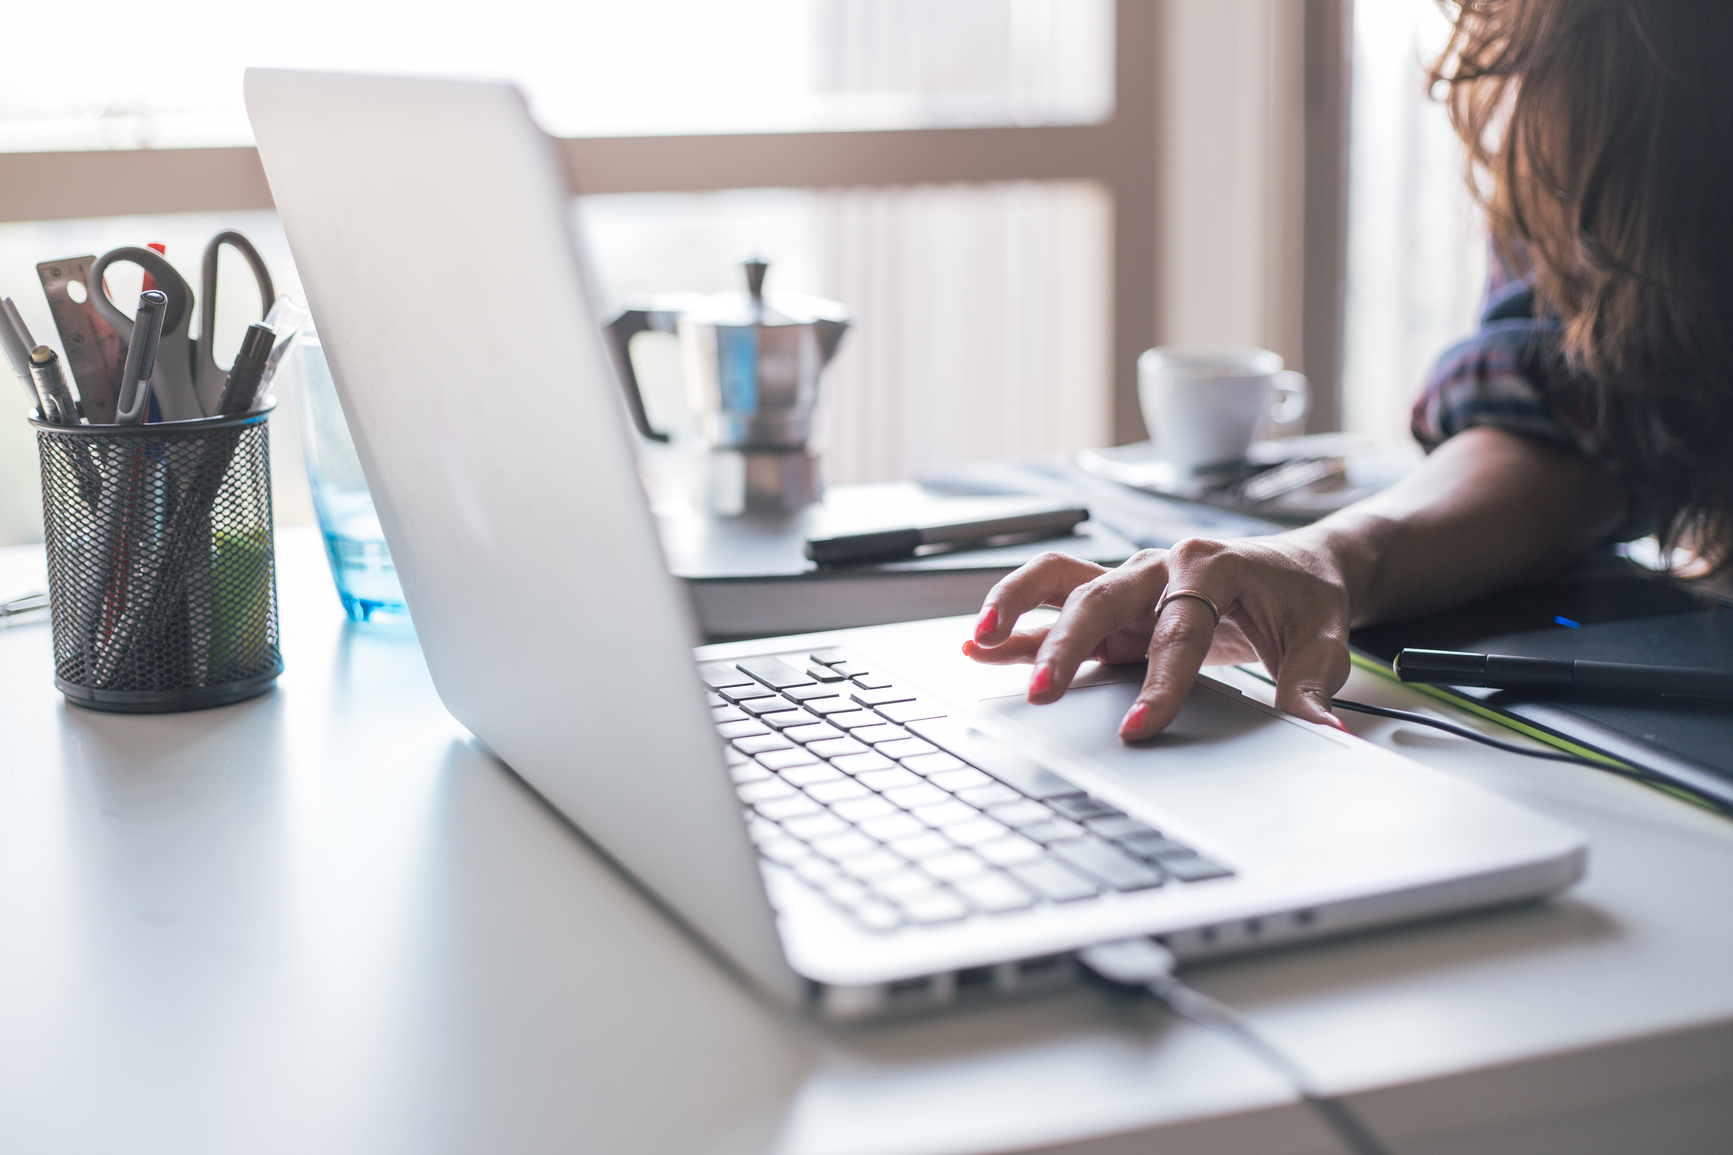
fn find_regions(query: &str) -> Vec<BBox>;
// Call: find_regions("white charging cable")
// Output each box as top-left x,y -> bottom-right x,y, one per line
1078,938 -> 1394,1155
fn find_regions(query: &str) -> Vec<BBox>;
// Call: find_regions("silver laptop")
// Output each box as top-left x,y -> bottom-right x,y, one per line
245,69 -> 1586,1021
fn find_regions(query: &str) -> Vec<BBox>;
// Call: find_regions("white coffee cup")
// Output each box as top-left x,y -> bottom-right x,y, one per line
1137,347 -> 1309,471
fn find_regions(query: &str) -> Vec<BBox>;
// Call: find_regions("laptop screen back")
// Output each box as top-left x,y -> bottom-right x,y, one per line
244,68 -> 801,1003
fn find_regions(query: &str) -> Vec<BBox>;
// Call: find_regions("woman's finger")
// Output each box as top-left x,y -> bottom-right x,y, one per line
1265,627 -> 1351,730
961,626 -> 1048,665
972,554 -> 1108,647
1028,551 -> 1170,702
1118,591 -> 1225,739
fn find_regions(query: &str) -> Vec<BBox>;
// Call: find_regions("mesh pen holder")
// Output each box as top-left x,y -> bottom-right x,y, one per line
33,403 -> 282,713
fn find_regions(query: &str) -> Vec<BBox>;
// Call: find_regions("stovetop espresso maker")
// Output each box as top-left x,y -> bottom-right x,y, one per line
606,259 -> 850,513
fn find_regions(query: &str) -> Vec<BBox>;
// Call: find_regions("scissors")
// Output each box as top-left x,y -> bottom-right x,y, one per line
90,231 -> 275,422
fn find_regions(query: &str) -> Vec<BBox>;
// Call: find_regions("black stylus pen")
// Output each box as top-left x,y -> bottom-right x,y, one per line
1395,648 -> 1733,698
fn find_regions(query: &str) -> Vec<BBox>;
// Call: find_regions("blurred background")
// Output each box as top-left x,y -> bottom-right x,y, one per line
0,0 -> 1482,547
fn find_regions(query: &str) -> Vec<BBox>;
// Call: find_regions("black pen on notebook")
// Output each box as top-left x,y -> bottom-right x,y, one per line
1395,648 -> 1733,698
805,505 -> 1089,566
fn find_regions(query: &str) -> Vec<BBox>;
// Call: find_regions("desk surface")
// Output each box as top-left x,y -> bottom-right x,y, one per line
2,527 -> 1731,1155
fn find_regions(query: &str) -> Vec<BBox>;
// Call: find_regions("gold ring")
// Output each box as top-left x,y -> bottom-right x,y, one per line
1156,588 -> 1221,626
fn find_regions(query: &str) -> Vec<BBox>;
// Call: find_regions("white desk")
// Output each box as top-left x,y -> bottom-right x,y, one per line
2,527 -> 1731,1155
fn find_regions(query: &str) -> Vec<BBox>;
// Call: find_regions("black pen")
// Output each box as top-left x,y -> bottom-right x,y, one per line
1395,648 -> 1733,698
806,505 -> 1089,566
217,323 -> 276,415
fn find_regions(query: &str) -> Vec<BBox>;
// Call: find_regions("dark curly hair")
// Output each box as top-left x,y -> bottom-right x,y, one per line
1431,0 -> 1733,568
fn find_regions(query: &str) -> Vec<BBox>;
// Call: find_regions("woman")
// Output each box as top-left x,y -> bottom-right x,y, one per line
967,0 -> 1733,739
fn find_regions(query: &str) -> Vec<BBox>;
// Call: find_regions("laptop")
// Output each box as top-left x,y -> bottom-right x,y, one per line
244,69 -> 1587,1021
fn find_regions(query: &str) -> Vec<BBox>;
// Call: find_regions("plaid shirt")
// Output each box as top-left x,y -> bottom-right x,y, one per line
1410,253 -> 1650,539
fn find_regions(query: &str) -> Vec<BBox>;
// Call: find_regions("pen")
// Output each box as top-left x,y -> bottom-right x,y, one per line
116,290 -> 168,425
29,346 -> 80,425
1394,648 -> 1733,698
216,323 -> 275,415
0,298 -> 42,409
806,505 -> 1090,566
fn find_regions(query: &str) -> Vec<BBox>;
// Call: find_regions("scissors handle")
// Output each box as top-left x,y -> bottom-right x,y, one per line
195,232 -> 276,414
89,247 -> 192,344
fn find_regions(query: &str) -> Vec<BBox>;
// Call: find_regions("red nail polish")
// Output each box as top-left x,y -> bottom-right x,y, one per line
1122,702 -> 1150,735
974,606 -> 998,640
1028,664 -> 1052,695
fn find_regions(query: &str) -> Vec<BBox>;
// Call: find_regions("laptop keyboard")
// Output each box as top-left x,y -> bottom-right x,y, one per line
704,650 -> 1234,934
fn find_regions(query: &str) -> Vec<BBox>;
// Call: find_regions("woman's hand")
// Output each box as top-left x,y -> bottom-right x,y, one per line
962,536 -> 1354,741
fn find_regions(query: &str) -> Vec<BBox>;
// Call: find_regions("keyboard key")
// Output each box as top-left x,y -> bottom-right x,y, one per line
877,700 -> 949,724
1048,838 -> 1164,891
803,696 -> 857,715
832,751 -> 896,774
859,812 -> 927,842
850,672 -> 895,689
955,872 -> 1036,913
823,877 -> 869,906
878,737 -> 938,759
831,795 -> 899,823
871,868 -> 941,900
717,718 -> 770,739
899,751 -> 966,775
757,747 -> 819,770
780,763 -> 842,787
808,736 -> 869,758
1048,795 -> 1121,822
1119,832 -> 1193,860
957,783 -> 1022,809
756,795 -> 822,821
852,686 -> 918,706
736,656 -> 816,688
920,849 -> 989,882
1086,815 -> 1160,840
988,799 -> 1054,827
731,762 -> 773,784
890,831 -> 953,860
712,705 -> 747,724
721,683 -> 778,703
734,734 -> 795,755
737,778 -> 796,804
942,817 -> 1011,848
783,813 -> 849,841
812,831 -> 878,861
857,767 -> 922,793
904,719 -> 1086,800
764,710 -> 824,731
700,662 -> 756,689
829,662 -> 871,678
786,723 -> 847,745
793,856 -> 840,885
757,837 -> 810,864
747,817 -> 782,844
853,724 -> 908,745
1158,854 -> 1234,882
787,683 -> 845,702
975,835 -> 1045,866
805,666 -> 849,683
740,696 -> 799,716
928,767 -> 993,792
722,746 -> 749,766
839,849 -> 907,880
1008,860 -> 1100,902
911,800 -> 979,828
884,783 -> 950,810
851,901 -> 903,932
805,778 -> 872,804
809,648 -> 851,666
1017,817 -> 1086,844
827,710 -> 884,730
706,691 -> 727,708
900,891 -> 970,925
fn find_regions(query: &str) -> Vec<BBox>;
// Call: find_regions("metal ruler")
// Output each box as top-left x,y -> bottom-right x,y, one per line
36,255 -> 124,424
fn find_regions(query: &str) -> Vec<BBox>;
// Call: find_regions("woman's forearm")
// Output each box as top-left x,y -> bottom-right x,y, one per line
1284,427 -> 1628,627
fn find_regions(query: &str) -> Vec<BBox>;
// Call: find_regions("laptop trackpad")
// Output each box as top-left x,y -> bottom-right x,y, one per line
981,678 -> 1340,779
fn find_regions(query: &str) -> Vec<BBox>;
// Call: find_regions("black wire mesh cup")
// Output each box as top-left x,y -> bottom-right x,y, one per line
32,404 -> 283,712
